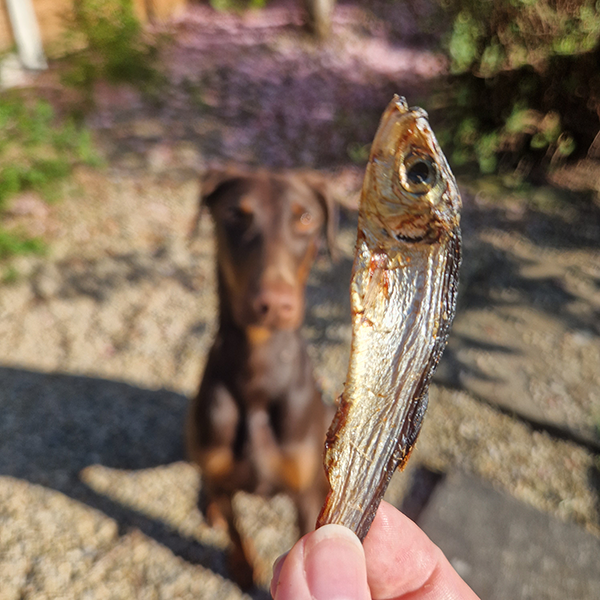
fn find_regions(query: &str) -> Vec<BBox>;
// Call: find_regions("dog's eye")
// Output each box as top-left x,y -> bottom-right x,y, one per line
300,212 -> 313,225
293,206 -> 319,234
224,207 -> 253,233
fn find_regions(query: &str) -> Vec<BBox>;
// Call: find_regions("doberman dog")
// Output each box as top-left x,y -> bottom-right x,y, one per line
186,167 -> 336,586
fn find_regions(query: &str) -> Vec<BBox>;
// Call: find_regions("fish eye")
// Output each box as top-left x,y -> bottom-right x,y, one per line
400,153 -> 438,194
407,160 -> 432,185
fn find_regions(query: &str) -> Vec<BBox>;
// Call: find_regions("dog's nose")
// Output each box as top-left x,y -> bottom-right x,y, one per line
253,285 -> 299,327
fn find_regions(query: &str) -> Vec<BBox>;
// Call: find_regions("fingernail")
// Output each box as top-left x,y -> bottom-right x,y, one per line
304,525 -> 369,600
270,551 -> 289,598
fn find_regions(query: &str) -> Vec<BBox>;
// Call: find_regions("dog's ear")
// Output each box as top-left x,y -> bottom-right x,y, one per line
189,168 -> 240,238
200,168 -> 239,207
301,172 -> 339,262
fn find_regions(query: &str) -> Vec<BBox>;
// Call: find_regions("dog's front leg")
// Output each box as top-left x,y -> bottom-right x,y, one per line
246,407 -> 283,496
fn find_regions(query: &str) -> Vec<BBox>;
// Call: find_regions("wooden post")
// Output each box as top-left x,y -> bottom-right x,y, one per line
303,0 -> 336,40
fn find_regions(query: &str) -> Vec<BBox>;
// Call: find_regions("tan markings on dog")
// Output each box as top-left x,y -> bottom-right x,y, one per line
246,325 -> 273,345
280,442 -> 320,493
219,251 -> 245,300
206,500 -> 229,531
238,196 -> 254,214
201,448 -> 234,480
296,239 -> 318,287
262,249 -> 298,288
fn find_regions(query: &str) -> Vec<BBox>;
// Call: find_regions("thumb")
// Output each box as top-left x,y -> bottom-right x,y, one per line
270,524 -> 371,600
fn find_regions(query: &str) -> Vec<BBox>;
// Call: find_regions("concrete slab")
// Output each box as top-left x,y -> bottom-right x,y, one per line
418,471 -> 600,600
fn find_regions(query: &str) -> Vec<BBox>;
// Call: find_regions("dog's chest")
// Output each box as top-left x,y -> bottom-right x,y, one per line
243,338 -> 305,398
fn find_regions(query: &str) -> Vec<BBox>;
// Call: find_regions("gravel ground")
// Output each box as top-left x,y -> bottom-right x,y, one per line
1,2 -> 599,597
1,167 -> 599,599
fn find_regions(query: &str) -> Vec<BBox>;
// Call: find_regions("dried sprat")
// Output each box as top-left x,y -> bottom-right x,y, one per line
317,96 -> 462,540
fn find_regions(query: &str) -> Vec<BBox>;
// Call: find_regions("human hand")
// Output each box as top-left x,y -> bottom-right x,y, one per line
270,500 -> 480,600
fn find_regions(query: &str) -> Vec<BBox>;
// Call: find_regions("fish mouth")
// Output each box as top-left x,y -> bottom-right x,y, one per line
392,225 -> 439,244
394,232 -> 427,243
394,95 -> 410,114
393,94 -> 429,121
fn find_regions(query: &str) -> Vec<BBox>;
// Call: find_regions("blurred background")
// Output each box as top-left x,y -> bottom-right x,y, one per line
0,0 -> 599,598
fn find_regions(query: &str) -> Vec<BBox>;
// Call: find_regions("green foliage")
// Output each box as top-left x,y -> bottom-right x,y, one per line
431,0 -> 600,175
474,132 -> 500,174
0,231 -> 46,260
209,0 -> 266,10
0,93 -> 100,259
0,160 -> 70,205
448,12 -> 484,74
429,67 -> 588,178
347,142 -> 371,164
61,0 -> 162,99
0,95 -> 101,208
442,0 -> 600,75
2,265 -> 20,285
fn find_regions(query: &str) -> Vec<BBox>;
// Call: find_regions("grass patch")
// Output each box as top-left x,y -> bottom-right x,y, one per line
0,92 -> 101,261
2,0 -> 160,265
2,265 -> 20,285
0,94 -> 102,208
0,230 -> 46,260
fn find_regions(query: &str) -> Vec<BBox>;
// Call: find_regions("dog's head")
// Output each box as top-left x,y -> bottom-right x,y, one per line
196,167 -> 337,333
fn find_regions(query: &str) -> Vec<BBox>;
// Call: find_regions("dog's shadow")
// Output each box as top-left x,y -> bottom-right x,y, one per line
0,365 -> 272,598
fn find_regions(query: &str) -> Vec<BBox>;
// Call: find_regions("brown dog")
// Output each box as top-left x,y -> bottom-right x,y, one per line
186,167 -> 336,585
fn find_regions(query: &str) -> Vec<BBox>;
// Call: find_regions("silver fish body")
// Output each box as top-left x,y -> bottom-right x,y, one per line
317,96 -> 462,540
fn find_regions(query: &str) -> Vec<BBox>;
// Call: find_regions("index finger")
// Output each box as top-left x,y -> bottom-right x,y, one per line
363,501 -> 479,600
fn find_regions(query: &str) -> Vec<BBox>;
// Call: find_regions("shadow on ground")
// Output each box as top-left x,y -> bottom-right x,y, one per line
434,182 -> 600,450
0,366 -> 271,593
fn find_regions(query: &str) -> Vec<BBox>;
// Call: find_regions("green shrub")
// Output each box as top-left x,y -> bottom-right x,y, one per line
443,0 -> 600,75
428,0 -> 600,175
61,0 -> 162,99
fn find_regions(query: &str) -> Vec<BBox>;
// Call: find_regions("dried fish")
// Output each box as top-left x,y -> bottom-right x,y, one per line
317,96 -> 462,540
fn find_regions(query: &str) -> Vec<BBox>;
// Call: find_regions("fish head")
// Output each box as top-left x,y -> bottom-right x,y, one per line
361,95 -> 461,246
